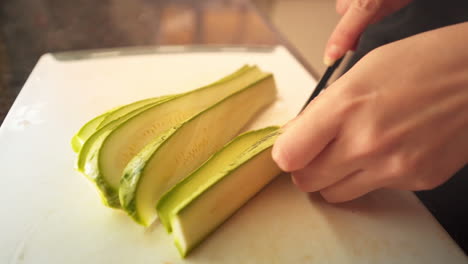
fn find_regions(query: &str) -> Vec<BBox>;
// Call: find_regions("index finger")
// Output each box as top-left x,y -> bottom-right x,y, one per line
324,0 -> 383,65
272,88 -> 343,172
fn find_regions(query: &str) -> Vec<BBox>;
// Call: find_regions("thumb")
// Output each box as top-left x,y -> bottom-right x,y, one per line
324,0 -> 383,65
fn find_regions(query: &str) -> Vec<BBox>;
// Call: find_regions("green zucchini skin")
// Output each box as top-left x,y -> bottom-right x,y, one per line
120,74 -> 277,226
71,110 -> 111,153
77,98 -> 173,208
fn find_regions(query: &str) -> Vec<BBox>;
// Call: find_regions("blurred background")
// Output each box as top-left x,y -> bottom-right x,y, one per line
0,0 -> 338,124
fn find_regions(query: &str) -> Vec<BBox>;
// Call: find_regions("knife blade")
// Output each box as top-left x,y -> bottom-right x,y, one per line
301,57 -> 344,111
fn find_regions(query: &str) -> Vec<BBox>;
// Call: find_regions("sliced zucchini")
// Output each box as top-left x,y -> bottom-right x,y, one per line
82,66 -> 264,207
157,127 -> 281,257
71,111 -> 110,153
71,96 -> 174,153
96,65 -> 255,132
120,74 -> 277,226
76,96 -> 173,172
76,98 -> 172,207
96,96 -> 175,130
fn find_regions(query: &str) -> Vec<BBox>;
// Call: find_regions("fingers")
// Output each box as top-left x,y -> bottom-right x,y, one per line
272,92 -> 342,172
320,169 -> 386,203
291,139 -> 362,192
324,0 -> 383,65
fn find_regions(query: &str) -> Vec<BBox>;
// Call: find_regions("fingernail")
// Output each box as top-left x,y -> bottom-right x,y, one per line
271,145 -> 283,167
291,173 -> 309,192
323,56 -> 335,67
291,173 -> 299,186
323,44 -> 342,66
272,142 -> 292,172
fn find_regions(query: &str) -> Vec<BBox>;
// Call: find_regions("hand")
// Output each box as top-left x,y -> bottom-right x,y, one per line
273,22 -> 468,202
324,0 -> 412,65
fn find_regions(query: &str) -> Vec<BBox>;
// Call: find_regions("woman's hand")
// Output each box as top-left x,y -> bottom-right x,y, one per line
273,22 -> 468,202
324,0 -> 412,65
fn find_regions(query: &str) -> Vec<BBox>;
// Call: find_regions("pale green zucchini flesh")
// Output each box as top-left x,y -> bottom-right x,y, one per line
78,66 -> 263,208
76,98 -> 172,207
76,96 -> 172,173
71,95 -> 174,153
96,95 -> 176,130
119,74 -> 277,226
95,66 -> 265,206
72,65 -> 252,154
158,127 -> 281,257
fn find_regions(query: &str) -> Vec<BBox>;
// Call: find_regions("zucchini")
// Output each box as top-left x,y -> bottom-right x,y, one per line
81,66 -> 265,207
76,97 -> 173,207
71,96 -> 174,153
156,127 -> 281,257
120,74 -> 277,226
96,96 -> 175,130
71,111 -> 110,153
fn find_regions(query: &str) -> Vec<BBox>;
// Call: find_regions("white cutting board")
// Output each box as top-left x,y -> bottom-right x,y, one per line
0,46 -> 466,264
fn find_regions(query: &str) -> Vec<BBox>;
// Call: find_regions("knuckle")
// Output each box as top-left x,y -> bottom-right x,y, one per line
382,152 -> 425,185
354,125 -> 407,161
349,130 -> 383,160
353,0 -> 382,12
332,90 -> 366,123
339,76 -> 379,107
387,152 -> 415,175
383,155 -> 408,181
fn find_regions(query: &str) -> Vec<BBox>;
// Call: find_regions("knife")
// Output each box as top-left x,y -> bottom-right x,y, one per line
301,57 -> 344,111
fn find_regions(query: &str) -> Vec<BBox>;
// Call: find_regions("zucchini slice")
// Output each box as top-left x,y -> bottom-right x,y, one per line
71,96 -> 174,153
76,97 -> 173,207
80,66 -> 264,207
119,74 -> 277,226
96,96 -> 174,130
157,126 -> 281,257
161,127 -> 281,257
71,111 -> 110,153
